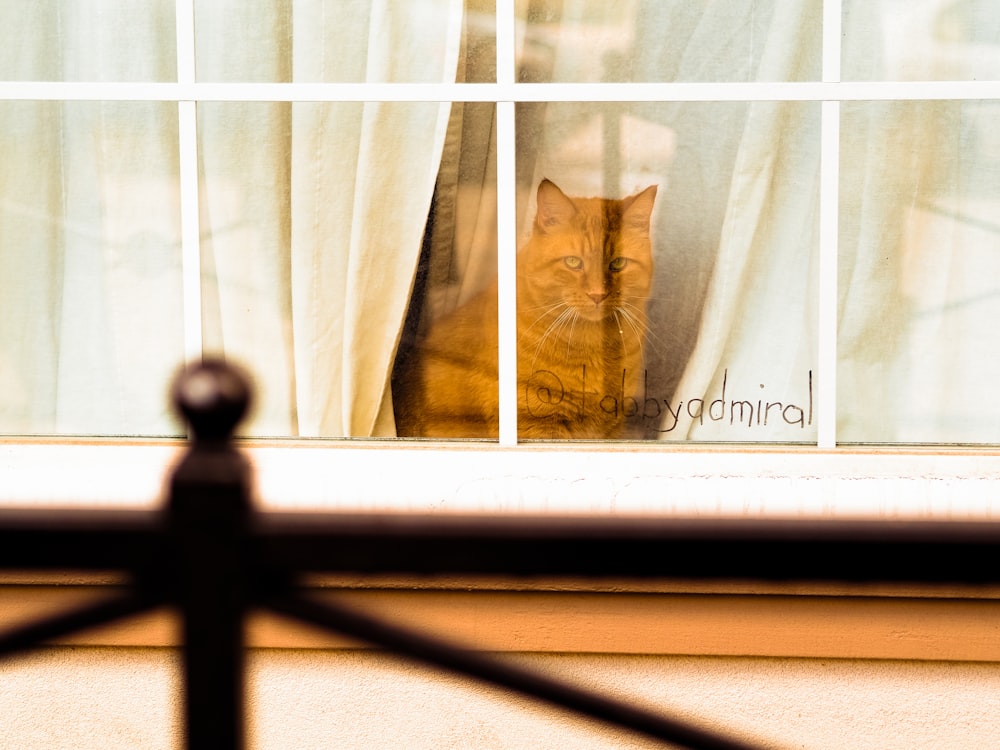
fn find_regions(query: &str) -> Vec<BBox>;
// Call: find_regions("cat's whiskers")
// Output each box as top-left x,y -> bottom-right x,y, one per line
564,309 -> 581,362
518,300 -> 566,356
528,305 -> 577,370
519,300 -> 568,339
616,303 -> 645,338
618,300 -> 668,358
612,309 -> 628,353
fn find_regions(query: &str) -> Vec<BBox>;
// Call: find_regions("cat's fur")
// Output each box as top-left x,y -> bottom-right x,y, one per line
394,179 -> 657,439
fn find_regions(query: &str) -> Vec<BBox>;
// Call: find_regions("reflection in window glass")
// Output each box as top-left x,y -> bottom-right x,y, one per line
194,0 -> 495,83
515,101 -> 820,441
0,1 -> 176,82
839,100 -> 1000,443
0,102 -> 185,436
843,0 -> 1000,81
517,0 -> 822,83
392,97 -> 819,442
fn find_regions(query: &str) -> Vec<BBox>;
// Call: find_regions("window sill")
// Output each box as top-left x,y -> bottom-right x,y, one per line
3,438 -> 1000,519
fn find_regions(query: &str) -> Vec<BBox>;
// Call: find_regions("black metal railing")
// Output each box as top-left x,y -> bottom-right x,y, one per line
3,360 -> 1000,749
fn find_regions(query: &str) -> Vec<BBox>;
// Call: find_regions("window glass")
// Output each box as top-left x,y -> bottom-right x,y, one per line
0,101 -> 185,436
512,100 -> 820,442
200,100 -> 496,438
517,0 -> 822,83
194,0 -> 496,83
843,0 -> 1000,81
838,99 -> 1000,443
392,1 -> 823,442
2,0 -> 995,448
0,1 -> 493,440
0,1 -> 176,82
838,0 -> 1000,443
392,93 -> 819,442
388,102 -> 500,440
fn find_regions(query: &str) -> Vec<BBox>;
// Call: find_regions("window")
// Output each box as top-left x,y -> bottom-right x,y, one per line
2,1 -> 1000,514
839,0 -> 1000,444
0,0 -> 494,439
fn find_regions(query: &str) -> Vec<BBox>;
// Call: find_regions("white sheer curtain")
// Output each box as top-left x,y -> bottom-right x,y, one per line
838,0 -> 1000,443
8,1 -> 994,444
652,0 -> 821,442
515,0 -> 997,444
0,0 -> 464,438
0,2 -> 182,436
650,0 -> 1000,445
515,0 -> 822,442
198,0 -> 463,437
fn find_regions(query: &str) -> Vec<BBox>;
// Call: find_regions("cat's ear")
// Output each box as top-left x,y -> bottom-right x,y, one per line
535,179 -> 577,232
621,185 -> 657,234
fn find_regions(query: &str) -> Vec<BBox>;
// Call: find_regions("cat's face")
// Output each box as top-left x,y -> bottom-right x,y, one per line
519,179 -> 657,325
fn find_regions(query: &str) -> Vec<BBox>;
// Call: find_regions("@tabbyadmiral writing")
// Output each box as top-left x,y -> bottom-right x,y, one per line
525,368 -> 814,431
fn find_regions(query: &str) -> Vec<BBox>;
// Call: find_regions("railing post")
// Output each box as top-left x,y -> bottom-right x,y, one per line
168,360 -> 254,750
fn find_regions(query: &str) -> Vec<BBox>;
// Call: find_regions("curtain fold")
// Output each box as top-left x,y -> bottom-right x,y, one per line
837,0 -> 1000,443
0,0 -> 463,438
513,0 -> 822,442
289,99 -> 456,437
0,1 -> 183,436
657,0 -> 821,441
198,0 -> 463,437
0,98 -> 184,435
284,0 -> 463,437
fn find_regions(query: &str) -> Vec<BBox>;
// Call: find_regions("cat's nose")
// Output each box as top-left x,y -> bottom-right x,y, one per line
588,292 -> 609,306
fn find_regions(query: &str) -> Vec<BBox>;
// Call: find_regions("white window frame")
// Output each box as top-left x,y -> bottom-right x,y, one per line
3,0 -> 1000,518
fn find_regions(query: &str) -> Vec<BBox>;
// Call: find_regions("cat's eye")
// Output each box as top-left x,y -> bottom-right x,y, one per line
609,257 -> 628,272
564,256 -> 583,270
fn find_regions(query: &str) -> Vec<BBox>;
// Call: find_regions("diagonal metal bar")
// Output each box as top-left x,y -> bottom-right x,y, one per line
0,591 -> 157,659
264,592 -> 768,750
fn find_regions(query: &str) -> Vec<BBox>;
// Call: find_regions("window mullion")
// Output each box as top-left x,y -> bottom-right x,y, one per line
817,0 -> 843,449
496,100 -> 518,446
822,0 -> 842,85
496,0 -> 515,88
496,0 -> 518,445
818,101 -> 839,449
176,0 -> 203,361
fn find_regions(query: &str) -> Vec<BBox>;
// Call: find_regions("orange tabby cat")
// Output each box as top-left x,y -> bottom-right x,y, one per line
394,179 -> 657,439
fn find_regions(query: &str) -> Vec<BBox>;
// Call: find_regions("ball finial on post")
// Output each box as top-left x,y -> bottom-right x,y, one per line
172,358 -> 252,442
168,358 -> 254,750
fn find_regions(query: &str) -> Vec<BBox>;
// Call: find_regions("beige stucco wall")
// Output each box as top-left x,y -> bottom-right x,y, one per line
3,647 -> 1000,749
